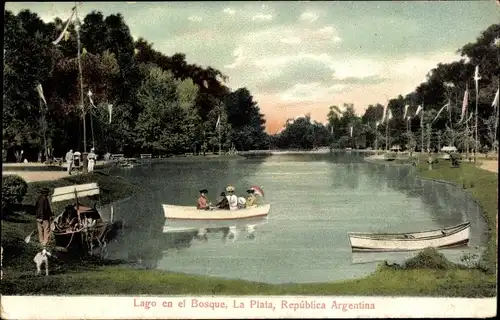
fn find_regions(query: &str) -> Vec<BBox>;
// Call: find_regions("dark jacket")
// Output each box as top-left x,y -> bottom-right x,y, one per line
35,195 -> 53,220
216,196 -> 230,210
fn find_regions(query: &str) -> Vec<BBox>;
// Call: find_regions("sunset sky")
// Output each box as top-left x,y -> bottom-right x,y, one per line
6,1 -> 500,133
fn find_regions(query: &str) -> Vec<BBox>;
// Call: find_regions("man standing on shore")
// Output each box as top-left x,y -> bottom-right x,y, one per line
35,188 -> 53,247
65,149 -> 74,175
87,148 -> 97,172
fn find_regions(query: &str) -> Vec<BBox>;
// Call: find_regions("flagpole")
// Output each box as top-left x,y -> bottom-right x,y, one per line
474,86 -> 478,163
39,97 -> 48,161
385,120 -> 389,151
75,2 -> 87,168
421,102 -> 424,154
495,87 -> 499,153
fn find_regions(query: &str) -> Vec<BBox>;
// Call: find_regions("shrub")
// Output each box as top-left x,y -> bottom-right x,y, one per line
403,247 -> 456,270
1,174 -> 28,213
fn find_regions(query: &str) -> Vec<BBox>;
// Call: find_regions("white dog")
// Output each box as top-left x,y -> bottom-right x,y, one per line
33,248 -> 52,276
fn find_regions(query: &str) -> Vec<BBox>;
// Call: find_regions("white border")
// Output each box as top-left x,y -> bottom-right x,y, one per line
1,296 -> 497,319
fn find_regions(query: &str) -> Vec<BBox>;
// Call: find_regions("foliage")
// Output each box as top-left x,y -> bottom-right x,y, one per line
3,9 -> 268,160
1,175 -> 28,214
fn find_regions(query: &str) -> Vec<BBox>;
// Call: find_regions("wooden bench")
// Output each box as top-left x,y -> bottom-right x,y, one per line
140,154 -> 152,159
110,154 -> 124,161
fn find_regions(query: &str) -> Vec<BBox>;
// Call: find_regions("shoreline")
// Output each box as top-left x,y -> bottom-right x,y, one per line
1,153 -> 497,296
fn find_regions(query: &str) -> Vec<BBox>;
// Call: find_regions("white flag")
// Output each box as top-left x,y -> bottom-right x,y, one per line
87,90 -> 97,108
107,104 -> 113,124
349,126 -> 353,137
215,115 -> 221,130
407,116 -> 411,122
473,65 -> 481,87
36,84 -> 47,106
492,88 -> 499,109
381,103 -> 388,123
415,105 -> 422,117
403,104 -> 409,119
458,88 -> 469,124
432,103 -> 450,123
52,7 -> 76,45
375,121 -> 380,128
387,109 -> 393,121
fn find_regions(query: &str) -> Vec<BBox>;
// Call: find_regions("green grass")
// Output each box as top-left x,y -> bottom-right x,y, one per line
1,159 -> 497,296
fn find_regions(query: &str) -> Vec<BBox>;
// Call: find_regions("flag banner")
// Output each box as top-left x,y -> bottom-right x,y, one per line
107,104 -> 113,124
375,121 -> 380,128
349,126 -> 353,137
407,116 -> 411,122
215,115 -> 221,130
432,103 -> 450,123
387,109 -> 393,121
415,105 -> 422,117
36,84 -> 47,106
381,103 -> 388,123
52,7 -> 76,45
474,65 -> 481,87
459,89 -> 469,124
403,104 -> 409,119
492,88 -> 499,109
87,90 -> 97,108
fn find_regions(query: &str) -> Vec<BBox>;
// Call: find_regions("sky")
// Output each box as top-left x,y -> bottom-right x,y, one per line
5,1 -> 500,133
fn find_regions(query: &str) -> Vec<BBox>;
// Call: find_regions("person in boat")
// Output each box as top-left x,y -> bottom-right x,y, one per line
196,189 -> 211,210
225,186 -> 238,211
216,192 -> 230,210
246,189 -> 257,208
35,188 -> 53,246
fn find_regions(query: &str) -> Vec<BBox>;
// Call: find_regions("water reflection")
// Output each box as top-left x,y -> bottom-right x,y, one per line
104,153 -> 488,282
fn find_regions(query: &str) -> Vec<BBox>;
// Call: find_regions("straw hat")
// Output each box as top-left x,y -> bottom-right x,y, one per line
226,185 -> 235,192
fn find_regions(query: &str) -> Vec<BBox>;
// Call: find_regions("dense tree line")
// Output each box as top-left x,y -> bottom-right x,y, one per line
274,24 -> 500,152
3,9 -> 268,161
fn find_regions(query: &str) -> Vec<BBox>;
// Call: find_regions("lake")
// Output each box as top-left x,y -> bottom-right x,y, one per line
102,152 -> 488,284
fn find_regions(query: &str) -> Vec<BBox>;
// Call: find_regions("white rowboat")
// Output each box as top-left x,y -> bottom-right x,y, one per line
162,204 -> 271,229
348,221 -> 470,252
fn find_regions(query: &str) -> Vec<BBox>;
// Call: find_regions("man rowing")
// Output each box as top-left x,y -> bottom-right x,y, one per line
216,192 -> 230,210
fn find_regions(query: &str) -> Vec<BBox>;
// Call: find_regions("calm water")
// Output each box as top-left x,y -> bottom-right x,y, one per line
102,153 -> 488,284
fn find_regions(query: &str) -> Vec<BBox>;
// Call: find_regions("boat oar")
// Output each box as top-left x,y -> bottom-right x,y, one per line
24,229 -> 36,244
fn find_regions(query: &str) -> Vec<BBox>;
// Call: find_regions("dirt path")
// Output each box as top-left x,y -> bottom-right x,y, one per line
478,160 -> 498,173
2,170 -> 69,182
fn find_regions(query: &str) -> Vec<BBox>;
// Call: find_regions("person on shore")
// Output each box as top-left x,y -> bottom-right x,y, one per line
225,186 -> 238,211
196,189 -> 211,210
35,188 -> 53,247
65,149 -> 74,175
87,148 -> 97,172
216,192 -> 230,210
73,151 -> 81,172
246,189 -> 257,208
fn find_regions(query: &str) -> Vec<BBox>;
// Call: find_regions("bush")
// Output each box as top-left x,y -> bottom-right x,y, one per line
403,248 -> 456,270
1,174 -> 28,213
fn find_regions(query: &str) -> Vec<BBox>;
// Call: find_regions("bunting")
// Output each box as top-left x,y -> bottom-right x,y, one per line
492,88 -> 499,109
381,103 -> 388,123
375,121 -> 380,128
215,115 -> 221,130
432,103 -> 450,123
473,65 -> 481,92
87,90 -> 97,108
349,126 -> 353,137
403,104 -> 409,119
387,109 -> 393,121
415,105 -> 422,117
107,104 -> 113,124
36,84 -> 47,106
52,6 -> 76,45
459,88 -> 469,124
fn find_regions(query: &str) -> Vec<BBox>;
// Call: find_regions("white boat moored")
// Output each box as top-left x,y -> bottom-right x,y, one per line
348,221 -> 470,252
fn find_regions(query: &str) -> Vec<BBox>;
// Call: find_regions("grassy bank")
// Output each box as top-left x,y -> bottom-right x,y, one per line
1,159 -> 497,296
1,172 -> 138,272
